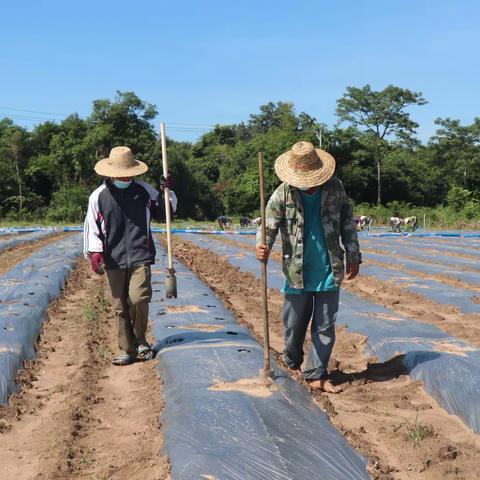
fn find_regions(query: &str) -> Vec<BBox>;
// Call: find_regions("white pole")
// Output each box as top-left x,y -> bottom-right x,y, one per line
316,128 -> 322,148
160,122 -> 174,272
423,213 -> 426,229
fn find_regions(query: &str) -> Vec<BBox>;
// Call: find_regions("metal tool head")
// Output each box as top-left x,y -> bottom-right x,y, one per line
165,274 -> 177,299
259,367 -> 275,383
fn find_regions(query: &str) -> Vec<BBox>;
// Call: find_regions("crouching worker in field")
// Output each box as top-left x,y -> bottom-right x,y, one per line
256,142 -> 361,393
83,146 -> 177,366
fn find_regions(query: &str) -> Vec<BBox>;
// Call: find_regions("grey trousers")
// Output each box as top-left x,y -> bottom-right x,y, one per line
282,290 -> 340,380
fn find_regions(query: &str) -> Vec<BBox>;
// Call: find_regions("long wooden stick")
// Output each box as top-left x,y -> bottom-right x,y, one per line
258,152 -> 274,378
160,122 -> 174,273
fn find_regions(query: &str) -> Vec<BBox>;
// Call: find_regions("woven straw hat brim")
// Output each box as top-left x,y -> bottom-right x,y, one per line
94,158 -> 148,177
274,148 -> 336,189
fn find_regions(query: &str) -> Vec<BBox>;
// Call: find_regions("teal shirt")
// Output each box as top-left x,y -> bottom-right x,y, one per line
282,189 -> 338,294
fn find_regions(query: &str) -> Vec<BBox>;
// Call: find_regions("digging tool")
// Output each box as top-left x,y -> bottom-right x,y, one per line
160,122 -> 177,299
258,151 -> 275,381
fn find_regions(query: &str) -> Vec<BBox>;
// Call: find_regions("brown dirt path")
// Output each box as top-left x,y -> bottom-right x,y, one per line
362,246 -> 480,274
362,256 -> 480,292
0,233 -> 20,242
345,274 -> 480,348
210,235 -> 480,347
211,233 -> 480,291
0,232 -> 72,276
359,240 -> 480,262
169,237 -> 480,480
0,259 -> 169,480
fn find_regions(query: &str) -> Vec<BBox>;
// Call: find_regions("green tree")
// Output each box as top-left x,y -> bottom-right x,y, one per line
2,93 -> 473,223
336,84 -> 427,204
148,138 -> 221,219
46,184 -> 91,222
248,101 -> 318,136
87,90 -> 158,158
0,124 -> 31,213
446,186 -> 472,211
430,117 -> 480,190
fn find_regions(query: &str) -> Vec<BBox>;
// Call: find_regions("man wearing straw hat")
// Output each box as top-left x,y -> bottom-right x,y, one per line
256,141 -> 361,393
84,146 -> 177,366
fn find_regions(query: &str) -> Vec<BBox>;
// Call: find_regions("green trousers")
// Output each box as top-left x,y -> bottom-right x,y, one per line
106,264 -> 152,355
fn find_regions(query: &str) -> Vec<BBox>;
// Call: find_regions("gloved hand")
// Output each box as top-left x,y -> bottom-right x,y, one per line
159,174 -> 174,191
90,252 -> 105,275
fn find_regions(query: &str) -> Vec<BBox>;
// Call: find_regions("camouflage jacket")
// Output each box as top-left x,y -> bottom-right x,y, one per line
256,177 -> 361,289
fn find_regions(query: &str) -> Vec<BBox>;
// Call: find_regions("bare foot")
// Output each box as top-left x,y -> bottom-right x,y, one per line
308,379 -> 343,393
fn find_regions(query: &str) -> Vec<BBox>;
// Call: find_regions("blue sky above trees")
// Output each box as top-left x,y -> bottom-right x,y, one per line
1,0 -> 479,142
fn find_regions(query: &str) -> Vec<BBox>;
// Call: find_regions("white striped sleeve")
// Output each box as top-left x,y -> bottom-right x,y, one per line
83,187 -> 105,258
168,190 -> 178,213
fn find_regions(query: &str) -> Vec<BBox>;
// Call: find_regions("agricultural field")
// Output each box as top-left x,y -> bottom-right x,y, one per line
1,228 -> 480,479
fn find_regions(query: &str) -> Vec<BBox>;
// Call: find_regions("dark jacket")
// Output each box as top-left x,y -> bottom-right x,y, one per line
83,179 -> 177,270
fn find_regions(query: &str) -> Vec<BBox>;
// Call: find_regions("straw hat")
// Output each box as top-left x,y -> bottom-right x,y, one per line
274,141 -> 336,189
94,146 -> 148,177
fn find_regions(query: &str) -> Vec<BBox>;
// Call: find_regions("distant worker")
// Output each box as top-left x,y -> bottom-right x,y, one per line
355,215 -> 373,231
84,146 -> 177,366
404,216 -> 417,231
240,216 -> 251,228
217,215 -> 231,230
256,142 -> 361,393
390,216 -> 403,233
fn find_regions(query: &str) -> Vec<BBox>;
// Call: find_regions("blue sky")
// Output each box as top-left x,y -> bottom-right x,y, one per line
1,0 -> 479,142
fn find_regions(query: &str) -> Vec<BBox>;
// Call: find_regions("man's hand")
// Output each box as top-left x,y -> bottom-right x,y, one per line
160,174 -> 174,191
256,245 -> 271,263
346,262 -> 360,281
90,252 -> 105,275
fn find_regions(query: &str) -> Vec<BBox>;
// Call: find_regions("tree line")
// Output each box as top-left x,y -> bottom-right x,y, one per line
1,88 -> 479,223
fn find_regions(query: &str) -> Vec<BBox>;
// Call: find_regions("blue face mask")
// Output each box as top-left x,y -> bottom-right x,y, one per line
113,179 -> 132,189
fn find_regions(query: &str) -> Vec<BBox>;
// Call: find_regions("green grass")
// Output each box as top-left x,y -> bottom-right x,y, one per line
54,383 -> 67,393
0,219 -> 66,228
82,303 -> 98,324
82,292 -> 108,325
2,210 -> 478,230
354,202 -> 480,230
403,412 -> 434,448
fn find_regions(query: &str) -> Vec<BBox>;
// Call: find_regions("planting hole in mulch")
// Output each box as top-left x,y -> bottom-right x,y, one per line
181,324 -> 224,332
166,305 -> 208,314
208,377 -> 278,397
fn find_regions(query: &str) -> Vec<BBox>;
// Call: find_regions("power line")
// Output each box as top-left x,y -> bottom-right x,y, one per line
0,113 -> 215,132
0,107 -> 223,137
0,112 -> 65,122
0,115 -> 214,135
0,105 -> 68,117
167,128 -> 212,133
0,105 -> 224,129
165,122 -> 216,128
